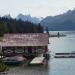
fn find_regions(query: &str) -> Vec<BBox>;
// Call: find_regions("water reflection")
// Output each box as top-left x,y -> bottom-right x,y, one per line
8,61 -> 50,75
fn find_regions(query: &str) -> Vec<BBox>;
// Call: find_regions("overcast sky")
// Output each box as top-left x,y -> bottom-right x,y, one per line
0,0 -> 75,18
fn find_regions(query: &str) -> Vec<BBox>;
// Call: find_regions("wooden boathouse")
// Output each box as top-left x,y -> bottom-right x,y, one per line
0,33 -> 49,58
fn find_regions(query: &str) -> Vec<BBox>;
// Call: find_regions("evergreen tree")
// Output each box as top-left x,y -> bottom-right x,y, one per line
0,17 -> 43,36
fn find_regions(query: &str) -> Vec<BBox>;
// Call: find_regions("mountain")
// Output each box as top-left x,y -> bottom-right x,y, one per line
2,14 -> 41,24
16,14 -> 41,24
3,14 -> 11,19
40,9 -> 75,31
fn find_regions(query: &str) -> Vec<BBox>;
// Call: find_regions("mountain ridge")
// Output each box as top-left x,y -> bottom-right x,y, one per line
40,9 -> 75,31
2,14 -> 42,24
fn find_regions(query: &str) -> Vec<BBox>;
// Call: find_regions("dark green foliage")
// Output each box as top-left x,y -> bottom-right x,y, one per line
0,60 -> 9,73
0,53 -> 9,73
0,17 -> 43,36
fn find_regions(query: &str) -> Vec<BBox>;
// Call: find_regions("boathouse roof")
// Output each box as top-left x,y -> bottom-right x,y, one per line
0,33 -> 49,46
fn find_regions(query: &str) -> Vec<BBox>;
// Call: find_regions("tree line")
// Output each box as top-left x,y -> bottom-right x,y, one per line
0,17 -> 43,36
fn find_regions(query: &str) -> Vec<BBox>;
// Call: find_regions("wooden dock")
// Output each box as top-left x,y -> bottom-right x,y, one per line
30,57 -> 45,65
54,52 -> 75,58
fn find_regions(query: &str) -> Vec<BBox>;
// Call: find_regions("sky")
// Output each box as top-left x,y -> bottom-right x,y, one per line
0,0 -> 75,18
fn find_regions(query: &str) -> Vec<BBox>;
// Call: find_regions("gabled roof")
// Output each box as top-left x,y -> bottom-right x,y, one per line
0,33 -> 49,46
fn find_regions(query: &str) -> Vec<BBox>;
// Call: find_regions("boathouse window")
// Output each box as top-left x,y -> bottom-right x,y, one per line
15,47 -> 24,54
37,49 -> 44,54
37,46 -> 44,54
4,50 -> 13,54
2,47 -> 13,54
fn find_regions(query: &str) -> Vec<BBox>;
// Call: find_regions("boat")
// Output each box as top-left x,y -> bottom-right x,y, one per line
3,56 -> 25,66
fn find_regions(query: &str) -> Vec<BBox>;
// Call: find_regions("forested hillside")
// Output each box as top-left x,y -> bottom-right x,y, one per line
0,17 -> 43,36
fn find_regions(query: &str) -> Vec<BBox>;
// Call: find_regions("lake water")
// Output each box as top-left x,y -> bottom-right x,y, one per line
7,31 -> 75,75
49,31 -> 75,75
49,31 -> 75,53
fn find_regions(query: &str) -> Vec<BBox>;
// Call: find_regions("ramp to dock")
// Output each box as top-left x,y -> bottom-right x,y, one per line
30,57 -> 45,64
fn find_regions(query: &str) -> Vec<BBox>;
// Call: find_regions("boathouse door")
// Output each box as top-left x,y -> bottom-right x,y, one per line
28,46 -> 32,55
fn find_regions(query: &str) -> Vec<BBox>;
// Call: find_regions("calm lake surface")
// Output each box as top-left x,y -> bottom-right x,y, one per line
49,31 -> 75,75
8,31 -> 75,75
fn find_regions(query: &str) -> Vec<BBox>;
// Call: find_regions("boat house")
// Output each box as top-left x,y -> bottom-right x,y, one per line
0,33 -> 49,57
